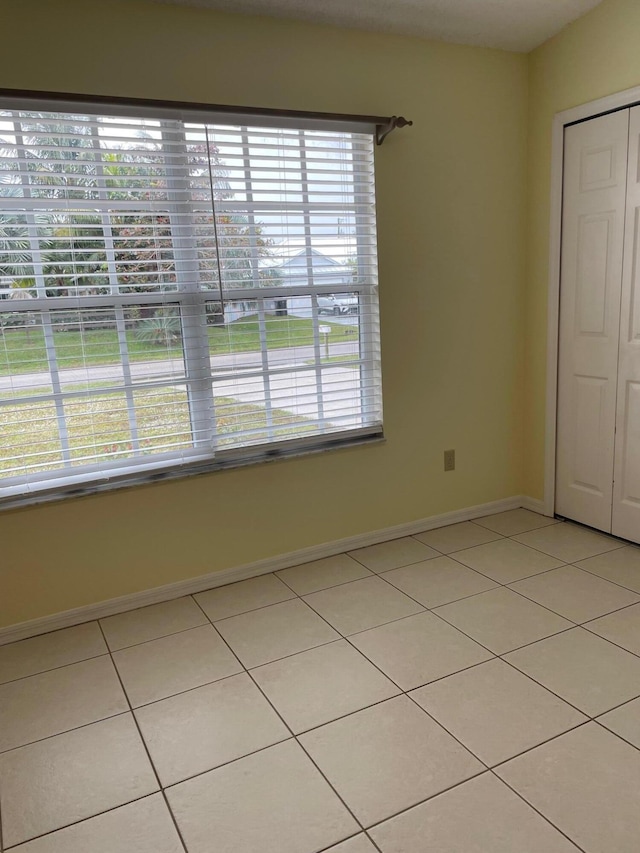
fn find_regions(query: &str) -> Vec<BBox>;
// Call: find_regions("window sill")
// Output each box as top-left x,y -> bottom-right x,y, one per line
0,428 -> 385,512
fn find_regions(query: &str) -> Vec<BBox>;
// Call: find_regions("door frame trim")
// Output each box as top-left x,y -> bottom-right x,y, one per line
545,83 -> 640,516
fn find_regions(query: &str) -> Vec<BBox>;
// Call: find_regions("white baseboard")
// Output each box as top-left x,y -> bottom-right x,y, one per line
519,496 -> 546,514
0,495 -> 545,646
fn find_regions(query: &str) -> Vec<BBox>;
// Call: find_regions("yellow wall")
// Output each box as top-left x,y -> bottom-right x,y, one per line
0,0 -> 527,628
526,0 -> 640,497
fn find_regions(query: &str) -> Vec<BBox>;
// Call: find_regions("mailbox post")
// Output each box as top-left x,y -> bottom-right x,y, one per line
319,324 -> 331,359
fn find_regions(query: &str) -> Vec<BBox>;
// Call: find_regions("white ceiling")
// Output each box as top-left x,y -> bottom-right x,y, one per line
155,0 -> 604,52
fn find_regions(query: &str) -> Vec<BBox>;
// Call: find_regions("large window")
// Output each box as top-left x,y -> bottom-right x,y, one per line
0,100 -> 381,504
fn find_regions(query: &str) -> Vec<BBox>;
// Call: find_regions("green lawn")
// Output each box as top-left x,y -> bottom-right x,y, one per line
0,387 -> 314,475
0,315 -> 357,376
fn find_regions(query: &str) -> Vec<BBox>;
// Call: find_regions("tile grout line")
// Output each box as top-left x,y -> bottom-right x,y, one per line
581,617 -> 640,662
593,691 -> 640,721
102,620 -> 211,654
0,793 -> 168,852
0,708 -> 133,758
275,569 -> 376,597
0,518 -> 631,662
198,590 -> 298,626
486,718 -> 593,770
315,831 -> 381,853
591,716 -> 640,754
300,595 -> 427,638
230,592 -> 545,852
4,568 -> 640,760
187,595 -> 371,845
359,768 -> 488,834
406,607 -> 604,721
470,517 -> 561,537
3,514 -> 640,849
571,561 -> 640,596
194,560 -> 620,844
370,557 -> 578,652
323,533 -> 612,643
488,768 -> 591,853
202,546 -> 640,756
358,540 -> 640,672
505,533 -> 627,563
347,548 -> 446,573
6,550 -> 636,713
434,555 -> 571,587
94,621 -> 190,853
0,515 -> 629,659
507,567 -> 640,625
0,649 -> 109,688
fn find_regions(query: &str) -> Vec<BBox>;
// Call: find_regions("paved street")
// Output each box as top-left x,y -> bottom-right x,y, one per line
0,341 -> 364,427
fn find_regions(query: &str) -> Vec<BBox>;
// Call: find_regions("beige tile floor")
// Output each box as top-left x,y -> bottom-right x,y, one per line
1,510 -> 640,851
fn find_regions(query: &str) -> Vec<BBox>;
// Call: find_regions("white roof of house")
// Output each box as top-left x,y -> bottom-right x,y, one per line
260,236 -> 356,269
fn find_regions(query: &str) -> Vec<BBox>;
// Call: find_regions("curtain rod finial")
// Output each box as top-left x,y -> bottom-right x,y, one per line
376,116 -> 413,146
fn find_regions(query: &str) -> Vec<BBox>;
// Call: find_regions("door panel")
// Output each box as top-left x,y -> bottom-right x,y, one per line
571,375 -> 609,494
613,106 -> 640,543
575,213 -> 615,335
556,111 -> 629,532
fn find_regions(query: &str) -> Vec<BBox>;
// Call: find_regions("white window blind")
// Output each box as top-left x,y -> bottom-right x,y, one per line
0,102 -> 382,505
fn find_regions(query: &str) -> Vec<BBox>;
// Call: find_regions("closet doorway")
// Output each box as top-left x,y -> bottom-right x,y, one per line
553,97 -> 640,545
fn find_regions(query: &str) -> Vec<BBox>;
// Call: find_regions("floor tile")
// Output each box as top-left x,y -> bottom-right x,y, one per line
348,537 -> 439,572
513,522 -> 625,563
113,624 -> 242,707
0,714 -> 158,848
166,739 -> 358,853
454,538 -> 564,584
0,623 -> 106,685
576,545 -> 640,593
11,794 -> 183,853
0,656 -> 128,752
370,772 -> 581,852
509,565 -> 639,622
194,574 -> 295,622
299,695 -> 482,827
251,640 -> 399,733
9,514 -> 640,853
504,627 -> 640,716
276,554 -> 373,595
434,587 -> 571,654
496,723 -> 640,853
215,598 -> 339,668
474,508 -> 559,537
586,602 -> 640,655
304,576 -> 423,636
324,836 -> 378,853
598,698 -> 640,749
382,556 -> 497,608
100,597 -> 208,651
411,658 -> 586,766
350,612 -> 493,691
413,521 -> 502,554
135,672 -> 289,785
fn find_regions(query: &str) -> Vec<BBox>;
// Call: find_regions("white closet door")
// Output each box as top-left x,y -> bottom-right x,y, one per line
612,106 -> 640,544
556,110 -> 629,532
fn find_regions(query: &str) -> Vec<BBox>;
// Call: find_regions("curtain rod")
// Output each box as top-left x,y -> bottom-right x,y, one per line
0,88 -> 413,145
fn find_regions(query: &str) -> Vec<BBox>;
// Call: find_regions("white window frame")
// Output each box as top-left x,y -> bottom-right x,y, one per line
0,95 -> 384,508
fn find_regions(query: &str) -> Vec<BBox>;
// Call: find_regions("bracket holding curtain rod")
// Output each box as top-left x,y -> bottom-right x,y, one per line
376,116 -> 413,146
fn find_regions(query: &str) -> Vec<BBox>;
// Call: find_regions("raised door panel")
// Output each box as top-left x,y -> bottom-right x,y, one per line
556,110 -> 629,532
